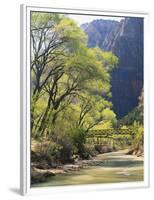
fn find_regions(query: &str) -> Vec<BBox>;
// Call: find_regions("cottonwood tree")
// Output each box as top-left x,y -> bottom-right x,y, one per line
31,12 -> 118,139
31,12 -> 87,135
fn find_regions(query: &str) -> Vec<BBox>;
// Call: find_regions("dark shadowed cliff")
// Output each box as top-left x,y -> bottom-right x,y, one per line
81,17 -> 143,118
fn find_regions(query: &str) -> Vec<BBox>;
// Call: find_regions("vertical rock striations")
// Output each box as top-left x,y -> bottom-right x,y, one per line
81,19 -> 119,48
81,17 -> 143,118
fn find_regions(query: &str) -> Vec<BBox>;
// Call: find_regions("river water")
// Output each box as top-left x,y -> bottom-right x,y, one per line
32,150 -> 143,187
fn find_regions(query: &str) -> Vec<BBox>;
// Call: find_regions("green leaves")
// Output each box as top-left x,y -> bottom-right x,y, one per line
93,47 -> 119,72
31,12 -> 62,30
30,12 -> 118,150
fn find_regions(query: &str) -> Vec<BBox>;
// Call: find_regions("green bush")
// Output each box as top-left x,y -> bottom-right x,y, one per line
69,127 -> 87,158
84,144 -> 98,157
57,135 -> 75,163
131,121 -> 144,149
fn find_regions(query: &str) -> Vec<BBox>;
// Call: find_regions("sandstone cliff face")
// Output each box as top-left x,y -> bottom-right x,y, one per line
81,18 -> 143,118
81,19 -> 119,48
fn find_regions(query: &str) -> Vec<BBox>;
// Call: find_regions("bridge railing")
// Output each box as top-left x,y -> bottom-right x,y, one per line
87,128 -> 134,138
86,128 -> 134,145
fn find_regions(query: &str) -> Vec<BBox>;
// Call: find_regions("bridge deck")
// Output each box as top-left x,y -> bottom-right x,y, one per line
87,128 -> 134,138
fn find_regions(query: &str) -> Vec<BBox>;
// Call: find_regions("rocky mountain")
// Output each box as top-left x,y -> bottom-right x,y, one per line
81,19 -> 119,48
81,18 -> 143,118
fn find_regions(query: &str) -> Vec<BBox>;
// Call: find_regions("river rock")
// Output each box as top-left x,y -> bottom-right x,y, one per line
94,145 -> 113,154
31,167 -> 66,184
61,164 -> 80,172
31,167 -> 54,184
31,162 -> 51,169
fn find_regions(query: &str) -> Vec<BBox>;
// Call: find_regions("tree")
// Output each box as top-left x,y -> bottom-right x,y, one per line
117,88 -> 144,126
30,12 -> 119,162
101,108 -> 117,126
31,12 -> 87,135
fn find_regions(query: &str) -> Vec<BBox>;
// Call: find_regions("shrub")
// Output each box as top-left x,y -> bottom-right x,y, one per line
131,121 -> 144,150
57,135 -> 75,163
84,144 -> 98,157
69,127 -> 87,158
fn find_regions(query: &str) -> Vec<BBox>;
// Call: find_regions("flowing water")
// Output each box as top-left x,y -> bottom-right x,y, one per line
32,150 -> 144,187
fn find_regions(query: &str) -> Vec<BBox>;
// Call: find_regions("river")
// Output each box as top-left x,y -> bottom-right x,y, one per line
32,150 -> 143,187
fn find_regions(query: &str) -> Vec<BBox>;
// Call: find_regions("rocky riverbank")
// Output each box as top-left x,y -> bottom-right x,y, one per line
31,148 -> 143,184
31,156 -> 107,183
126,146 -> 144,157
31,144 -> 116,184
32,149 -> 144,186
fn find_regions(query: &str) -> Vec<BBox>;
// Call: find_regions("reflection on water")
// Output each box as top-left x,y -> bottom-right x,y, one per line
32,151 -> 144,187
98,159 -> 143,168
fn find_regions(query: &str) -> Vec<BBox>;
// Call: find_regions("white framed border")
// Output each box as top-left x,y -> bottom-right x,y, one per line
20,4 -> 150,196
